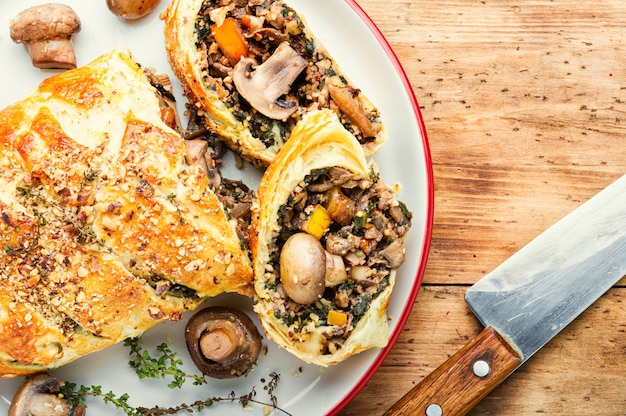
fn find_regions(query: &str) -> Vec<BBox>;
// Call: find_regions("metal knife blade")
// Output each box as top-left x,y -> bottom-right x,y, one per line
384,174 -> 626,416
465,174 -> 626,363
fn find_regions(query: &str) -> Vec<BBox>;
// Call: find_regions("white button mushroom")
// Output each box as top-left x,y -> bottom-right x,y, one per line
9,4 -> 81,70
280,232 -> 326,305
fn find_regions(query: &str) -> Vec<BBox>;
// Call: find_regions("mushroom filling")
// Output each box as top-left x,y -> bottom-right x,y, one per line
144,68 -> 180,132
194,0 -> 383,148
145,274 -> 200,301
266,167 -> 412,355
183,108 -> 255,249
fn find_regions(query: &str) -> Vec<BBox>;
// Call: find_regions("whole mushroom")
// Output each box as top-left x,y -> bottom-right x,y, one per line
9,3 -> 81,70
8,373 -> 86,416
185,306 -> 262,379
106,0 -> 162,20
279,232 -> 327,305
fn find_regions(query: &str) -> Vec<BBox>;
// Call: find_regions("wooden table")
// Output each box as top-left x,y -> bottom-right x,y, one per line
339,1 -> 626,415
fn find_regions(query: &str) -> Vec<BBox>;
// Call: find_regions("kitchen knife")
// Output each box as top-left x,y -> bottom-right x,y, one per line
384,174 -> 626,416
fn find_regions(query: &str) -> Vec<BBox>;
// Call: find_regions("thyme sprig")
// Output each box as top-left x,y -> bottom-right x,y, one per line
61,383 -> 138,415
3,209 -> 46,255
125,338 -> 205,388
60,337 -> 292,415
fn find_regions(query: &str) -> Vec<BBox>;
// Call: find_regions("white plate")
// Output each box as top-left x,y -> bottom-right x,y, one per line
0,1 -> 433,414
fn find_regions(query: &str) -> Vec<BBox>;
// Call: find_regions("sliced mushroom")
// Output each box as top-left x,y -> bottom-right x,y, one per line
327,77 -> 376,137
389,204 -> 411,226
380,239 -> 406,269
8,373 -> 86,416
144,70 -> 180,130
185,306 -> 262,379
232,41 -> 307,120
9,4 -> 81,70
325,231 -> 360,257
184,139 -> 209,173
325,186 -> 357,226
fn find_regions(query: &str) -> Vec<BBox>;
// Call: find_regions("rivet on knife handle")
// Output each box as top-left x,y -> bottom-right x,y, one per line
383,327 -> 521,416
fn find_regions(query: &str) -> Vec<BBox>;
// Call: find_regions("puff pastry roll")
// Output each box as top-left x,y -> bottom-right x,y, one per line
0,49 -> 253,377
164,0 -> 386,166
251,109 -> 411,365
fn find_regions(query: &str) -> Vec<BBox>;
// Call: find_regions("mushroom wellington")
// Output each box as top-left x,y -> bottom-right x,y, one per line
251,110 -> 411,365
0,49 -> 253,377
164,0 -> 387,166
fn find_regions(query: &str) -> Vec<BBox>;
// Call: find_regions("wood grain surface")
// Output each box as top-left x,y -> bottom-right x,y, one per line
339,1 -> 625,415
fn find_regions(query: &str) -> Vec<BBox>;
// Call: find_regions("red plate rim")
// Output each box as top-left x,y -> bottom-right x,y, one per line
327,1 -> 435,414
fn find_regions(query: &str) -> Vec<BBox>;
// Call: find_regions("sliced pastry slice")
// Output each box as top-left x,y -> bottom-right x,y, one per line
164,0 -> 387,166
251,109 -> 411,365
0,49 -> 253,377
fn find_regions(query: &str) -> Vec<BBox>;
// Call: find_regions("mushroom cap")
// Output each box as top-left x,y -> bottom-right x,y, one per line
106,0 -> 162,20
10,3 -> 81,44
280,232 -> 327,305
8,373 -> 86,416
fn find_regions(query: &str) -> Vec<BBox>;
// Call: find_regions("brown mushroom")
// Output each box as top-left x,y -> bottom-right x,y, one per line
143,70 -> 180,130
9,4 -> 81,70
8,373 -> 86,416
327,77 -> 376,137
106,0 -> 161,20
184,139 -> 210,173
280,232 -> 326,304
185,306 -> 262,379
325,186 -> 357,226
232,41 -> 307,120
380,239 -> 406,269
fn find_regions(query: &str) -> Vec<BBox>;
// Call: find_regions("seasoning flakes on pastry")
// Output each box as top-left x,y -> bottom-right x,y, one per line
251,109 -> 411,366
164,0 -> 387,166
0,49 -> 253,377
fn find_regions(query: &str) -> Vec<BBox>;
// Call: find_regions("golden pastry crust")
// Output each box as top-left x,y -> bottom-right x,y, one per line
251,109 -> 411,366
164,0 -> 387,166
0,49 -> 253,377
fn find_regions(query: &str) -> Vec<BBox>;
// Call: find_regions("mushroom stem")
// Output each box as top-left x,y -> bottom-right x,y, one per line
198,326 -> 237,363
327,79 -> 376,137
27,39 -> 76,69
23,392 -> 70,416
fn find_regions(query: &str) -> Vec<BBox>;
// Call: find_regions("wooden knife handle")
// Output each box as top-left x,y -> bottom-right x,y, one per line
384,326 -> 522,416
